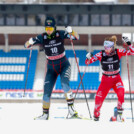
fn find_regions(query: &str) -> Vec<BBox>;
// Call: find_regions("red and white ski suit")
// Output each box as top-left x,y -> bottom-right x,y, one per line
85,45 -> 134,118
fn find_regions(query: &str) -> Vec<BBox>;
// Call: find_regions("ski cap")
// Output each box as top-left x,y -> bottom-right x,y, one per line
44,16 -> 56,28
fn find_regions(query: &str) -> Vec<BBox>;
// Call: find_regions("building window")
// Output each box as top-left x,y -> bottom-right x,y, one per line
79,14 -> 88,26
91,14 -> 100,26
6,14 -> 15,25
101,14 -> 109,26
112,14 -> 121,26
0,14 -> 4,25
27,15 -> 36,26
36,14 -> 46,26
56,15 -> 68,26
133,15 -> 134,25
122,14 -> 131,26
16,15 -> 25,26
68,14 -> 79,26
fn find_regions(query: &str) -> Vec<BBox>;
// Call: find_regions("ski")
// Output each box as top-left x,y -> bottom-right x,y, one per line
54,115 -> 92,120
67,115 -> 92,120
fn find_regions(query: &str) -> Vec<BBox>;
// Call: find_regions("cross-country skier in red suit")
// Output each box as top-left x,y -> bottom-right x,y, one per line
85,36 -> 134,121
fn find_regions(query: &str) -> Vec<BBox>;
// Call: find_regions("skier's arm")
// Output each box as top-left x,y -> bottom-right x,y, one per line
24,34 -> 43,48
117,45 -> 134,59
129,45 -> 134,55
85,51 -> 102,65
117,37 -> 134,58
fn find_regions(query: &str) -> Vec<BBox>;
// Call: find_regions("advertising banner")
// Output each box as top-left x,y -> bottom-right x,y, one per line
0,90 -> 134,100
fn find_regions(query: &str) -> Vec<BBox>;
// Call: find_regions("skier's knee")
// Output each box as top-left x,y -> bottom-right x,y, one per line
43,94 -> 51,102
65,90 -> 74,100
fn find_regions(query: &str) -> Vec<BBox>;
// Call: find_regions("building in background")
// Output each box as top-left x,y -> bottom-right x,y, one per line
0,2 -> 134,100
0,0 -> 134,4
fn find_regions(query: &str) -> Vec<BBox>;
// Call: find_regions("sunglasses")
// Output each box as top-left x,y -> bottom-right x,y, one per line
45,27 -> 54,31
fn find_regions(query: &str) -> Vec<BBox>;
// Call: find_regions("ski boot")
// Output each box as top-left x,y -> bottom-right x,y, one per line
94,116 -> 99,121
67,105 -> 79,119
94,110 -> 100,121
34,112 -> 49,120
110,107 -> 124,122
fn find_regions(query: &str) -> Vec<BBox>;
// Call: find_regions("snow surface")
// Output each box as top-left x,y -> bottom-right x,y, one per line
0,101 -> 134,134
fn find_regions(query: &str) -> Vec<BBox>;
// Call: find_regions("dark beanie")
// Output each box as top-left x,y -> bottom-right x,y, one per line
44,16 -> 56,28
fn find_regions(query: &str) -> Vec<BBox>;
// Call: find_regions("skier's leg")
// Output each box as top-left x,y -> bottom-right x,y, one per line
94,75 -> 111,121
35,69 -> 57,120
113,78 -> 125,121
60,61 -> 78,117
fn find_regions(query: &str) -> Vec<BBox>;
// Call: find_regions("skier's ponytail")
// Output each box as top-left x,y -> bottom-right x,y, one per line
111,36 -> 117,48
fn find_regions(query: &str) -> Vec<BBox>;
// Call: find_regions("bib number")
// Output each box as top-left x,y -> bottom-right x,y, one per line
50,47 -> 58,53
108,64 -> 113,70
